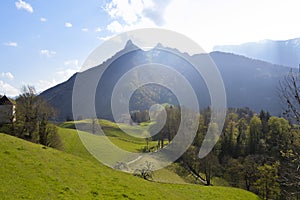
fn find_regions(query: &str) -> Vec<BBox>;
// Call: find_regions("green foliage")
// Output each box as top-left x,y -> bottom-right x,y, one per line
46,124 -> 63,150
223,113 -> 239,157
255,162 -> 280,200
249,115 -> 262,154
150,105 -> 180,148
13,85 -> 61,149
224,158 -> 244,187
242,155 -> 263,191
6,103 -> 297,199
199,151 -> 220,186
236,118 -> 249,157
182,108 -> 298,199
267,116 -> 291,154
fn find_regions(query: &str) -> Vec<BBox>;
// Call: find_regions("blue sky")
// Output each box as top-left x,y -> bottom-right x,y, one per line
1,0 -> 300,96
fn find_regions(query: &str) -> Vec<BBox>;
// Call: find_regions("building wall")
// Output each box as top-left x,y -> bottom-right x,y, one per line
0,105 -> 15,124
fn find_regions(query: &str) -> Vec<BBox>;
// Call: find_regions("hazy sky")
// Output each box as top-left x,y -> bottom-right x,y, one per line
1,0 -> 300,96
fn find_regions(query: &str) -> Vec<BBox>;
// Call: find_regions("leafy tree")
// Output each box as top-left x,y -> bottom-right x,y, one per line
225,158 -> 243,187
267,117 -> 291,154
15,86 -> 39,141
242,155 -> 263,191
15,86 -> 61,149
249,115 -> 262,154
198,122 -> 221,186
236,118 -> 249,157
255,162 -> 280,200
150,105 -> 180,149
199,150 -> 220,186
220,113 -> 238,159
45,124 -> 63,150
259,110 -> 270,135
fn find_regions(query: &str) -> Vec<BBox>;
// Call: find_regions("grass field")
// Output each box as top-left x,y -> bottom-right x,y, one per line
57,126 -> 187,184
60,120 -> 158,152
57,126 -> 228,185
0,133 -> 260,199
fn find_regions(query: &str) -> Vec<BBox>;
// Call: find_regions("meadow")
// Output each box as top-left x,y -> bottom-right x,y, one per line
0,120 -> 260,199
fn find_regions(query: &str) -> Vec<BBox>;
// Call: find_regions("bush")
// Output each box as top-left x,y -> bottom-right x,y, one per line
46,124 -> 63,150
133,161 -> 154,180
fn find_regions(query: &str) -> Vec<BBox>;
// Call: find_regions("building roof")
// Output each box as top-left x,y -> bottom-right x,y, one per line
0,95 -> 15,105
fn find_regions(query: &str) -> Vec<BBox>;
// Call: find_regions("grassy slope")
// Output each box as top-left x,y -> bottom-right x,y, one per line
57,127 -> 187,184
58,120 -> 226,185
0,133 -> 260,200
60,120 -> 158,152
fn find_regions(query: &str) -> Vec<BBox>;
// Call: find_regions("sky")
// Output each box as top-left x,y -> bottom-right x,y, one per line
1,0 -> 300,97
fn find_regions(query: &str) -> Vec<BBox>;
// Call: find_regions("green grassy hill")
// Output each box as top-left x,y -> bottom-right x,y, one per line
58,120 -> 232,186
57,125 -> 226,185
57,126 -> 188,184
0,133 -> 260,199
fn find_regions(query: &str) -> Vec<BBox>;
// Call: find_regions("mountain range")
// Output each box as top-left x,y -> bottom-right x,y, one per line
40,40 -> 291,122
214,38 -> 300,68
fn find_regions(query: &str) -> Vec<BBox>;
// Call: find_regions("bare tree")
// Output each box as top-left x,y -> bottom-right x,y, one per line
133,161 -> 154,180
279,69 -> 300,123
278,69 -> 300,199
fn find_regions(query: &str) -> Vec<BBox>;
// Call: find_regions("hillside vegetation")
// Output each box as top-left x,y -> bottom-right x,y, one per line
58,120 -> 230,186
0,133 -> 260,199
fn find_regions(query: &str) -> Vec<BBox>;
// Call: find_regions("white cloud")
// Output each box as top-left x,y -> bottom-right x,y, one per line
142,0 -> 171,26
40,17 -> 47,22
36,79 -> 58,92
95,27 -> 102,32
64,59 -> 79,67
35,60 -> 79,92
106,21 -> 125,33
104,0 -> 153,24
28,59 -> 80,93
4,42 -> 18,47
56,68 -> 78,81
15,0 -> 33,13
105,0 -> 136,23
97,35 -> 115,41
106,18 -> 156,34
103,0 -> 161,33
1,72 -> 14,80
65,22 -> 72,28
40,49 -> 56,57
54,59 -> 81,81
0,80 -> 19,97
103,0 -> 300,51
162,0 -> 300,51
81,28 -> 89,32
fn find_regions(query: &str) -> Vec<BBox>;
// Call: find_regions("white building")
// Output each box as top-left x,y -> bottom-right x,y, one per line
0,95 -> 15,124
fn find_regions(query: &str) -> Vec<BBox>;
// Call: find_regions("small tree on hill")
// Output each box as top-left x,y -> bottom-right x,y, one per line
133,161 -> 154,180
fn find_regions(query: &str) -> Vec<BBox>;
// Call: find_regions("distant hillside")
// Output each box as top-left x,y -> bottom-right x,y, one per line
0,133 -> 260,199
214,38 -> 300,67
40,41 -> 290,122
